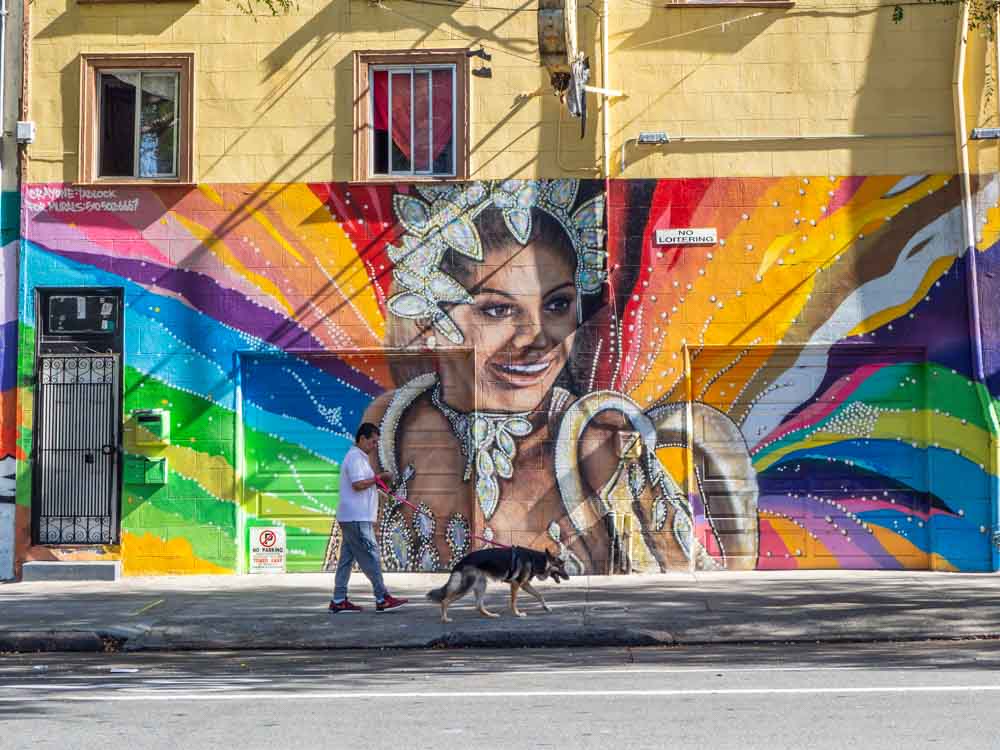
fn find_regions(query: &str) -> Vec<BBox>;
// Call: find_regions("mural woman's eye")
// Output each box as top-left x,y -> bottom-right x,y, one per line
543,295 -> 572,315
481,303 -> 517,319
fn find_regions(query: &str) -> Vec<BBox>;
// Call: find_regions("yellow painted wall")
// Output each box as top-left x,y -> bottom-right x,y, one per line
962,17 -> 1000,177
611,2 -> 959,178
27,0 -> 962,183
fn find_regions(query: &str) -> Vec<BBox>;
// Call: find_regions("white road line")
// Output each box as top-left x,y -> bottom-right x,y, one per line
4,685 -> 1000,703
2,665 -> 875,681
0,670 -> 274,687
425,666 -> 871,677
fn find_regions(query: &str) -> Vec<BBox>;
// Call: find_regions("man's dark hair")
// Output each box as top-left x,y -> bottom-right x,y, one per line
355,422 -> 380,442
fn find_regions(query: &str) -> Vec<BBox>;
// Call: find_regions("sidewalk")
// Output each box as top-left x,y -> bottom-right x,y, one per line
2,570 -> 1000,653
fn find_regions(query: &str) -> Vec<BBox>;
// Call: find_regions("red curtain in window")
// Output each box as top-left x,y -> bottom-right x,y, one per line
372,69 -> 453,163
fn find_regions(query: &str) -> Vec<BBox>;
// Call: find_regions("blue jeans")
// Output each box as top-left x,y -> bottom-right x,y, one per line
333,521 -> 388,604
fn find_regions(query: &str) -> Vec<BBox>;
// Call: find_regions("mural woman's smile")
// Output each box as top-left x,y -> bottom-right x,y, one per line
443,237 -> 580,413
488,353 -> 559,388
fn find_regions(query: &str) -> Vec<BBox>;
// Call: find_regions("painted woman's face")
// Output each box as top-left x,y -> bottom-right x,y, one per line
449,239 -> 578,414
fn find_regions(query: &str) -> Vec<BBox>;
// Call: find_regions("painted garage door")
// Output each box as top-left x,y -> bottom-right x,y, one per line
691,345 -> 991,570
239,350 -> 475,573
240,352 -> 382,572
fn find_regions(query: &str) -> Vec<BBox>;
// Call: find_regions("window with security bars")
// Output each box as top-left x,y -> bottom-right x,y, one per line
354,50 -> 469,182
371,65 -> 455,177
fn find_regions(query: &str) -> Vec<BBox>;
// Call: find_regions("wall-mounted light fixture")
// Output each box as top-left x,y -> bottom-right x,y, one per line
620,131 -> 669,171
637,131 -> 669,144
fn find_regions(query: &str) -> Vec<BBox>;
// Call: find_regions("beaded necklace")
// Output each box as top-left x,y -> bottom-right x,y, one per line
429,380 -> 535,520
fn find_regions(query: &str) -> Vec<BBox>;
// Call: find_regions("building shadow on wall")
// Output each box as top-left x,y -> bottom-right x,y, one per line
32,0 -> 626,410
39,1 -> 197,185
612,4 -> 955,178
848,3 -> 957,176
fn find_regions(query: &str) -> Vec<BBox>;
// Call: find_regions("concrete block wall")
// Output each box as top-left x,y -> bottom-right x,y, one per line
15,174 -> 1000,574
25,0 -> 961,184
14,0 -> 1000,575
609,2 -> 959,178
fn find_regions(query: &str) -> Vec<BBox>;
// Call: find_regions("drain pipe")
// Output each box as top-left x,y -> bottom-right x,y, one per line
0,0 -> 8,182
559,2 -> 601,175
952,4 -> 1000,571
0,0 -> 6,130
600,0 -> 610,181
955,5 -> 983,381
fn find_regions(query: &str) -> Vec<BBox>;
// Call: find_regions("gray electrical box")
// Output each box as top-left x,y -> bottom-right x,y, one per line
16,121 -> 36,143
46,293 -> 119,335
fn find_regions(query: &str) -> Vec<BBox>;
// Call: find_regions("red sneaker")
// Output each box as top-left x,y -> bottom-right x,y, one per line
329,599 -> 363,613
376,594 -> 408,612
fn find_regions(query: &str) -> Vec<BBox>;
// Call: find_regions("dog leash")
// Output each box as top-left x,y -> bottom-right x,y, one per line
475,535 -> 511,549
373,476 -> 510,550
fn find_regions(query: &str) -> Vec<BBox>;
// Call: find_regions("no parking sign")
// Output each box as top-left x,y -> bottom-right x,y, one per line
250,526 -> 286,574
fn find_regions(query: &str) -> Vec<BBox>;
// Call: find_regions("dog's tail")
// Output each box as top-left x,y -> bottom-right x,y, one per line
426,569 -> 473,602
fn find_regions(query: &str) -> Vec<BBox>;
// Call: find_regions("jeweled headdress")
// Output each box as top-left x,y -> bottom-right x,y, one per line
386,179 -> 606,345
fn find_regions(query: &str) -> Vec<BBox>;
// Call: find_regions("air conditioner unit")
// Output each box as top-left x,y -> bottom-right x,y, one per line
538,0 -> 578,76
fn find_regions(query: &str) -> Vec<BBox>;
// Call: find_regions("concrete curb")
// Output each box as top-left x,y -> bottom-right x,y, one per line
0,630 -> 109,653
429,626 -> 676,649
4,628 -> 1000,653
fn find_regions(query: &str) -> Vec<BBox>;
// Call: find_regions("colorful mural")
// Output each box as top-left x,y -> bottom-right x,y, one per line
2,191 -> 20,579
15,176 -> 1000,574
2,191 -> 20,495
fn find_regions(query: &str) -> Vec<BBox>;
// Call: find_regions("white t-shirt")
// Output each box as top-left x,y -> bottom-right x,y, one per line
337,445 -> 378,522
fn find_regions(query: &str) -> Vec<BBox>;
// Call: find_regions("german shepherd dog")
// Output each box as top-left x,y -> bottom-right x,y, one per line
427,546 -> 569,623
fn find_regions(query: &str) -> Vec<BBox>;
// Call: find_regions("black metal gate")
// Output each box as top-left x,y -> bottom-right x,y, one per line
32,355 -> 122,544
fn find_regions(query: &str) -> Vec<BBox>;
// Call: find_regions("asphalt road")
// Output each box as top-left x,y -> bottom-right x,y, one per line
2,642 -> 1000,749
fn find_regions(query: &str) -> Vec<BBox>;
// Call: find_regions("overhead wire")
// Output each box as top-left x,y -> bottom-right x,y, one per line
392,0 -> 540,10
371,0 -> 543,64
622,0 -> 942,10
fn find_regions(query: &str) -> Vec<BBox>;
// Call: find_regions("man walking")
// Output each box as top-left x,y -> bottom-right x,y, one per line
329,423 -> 408,613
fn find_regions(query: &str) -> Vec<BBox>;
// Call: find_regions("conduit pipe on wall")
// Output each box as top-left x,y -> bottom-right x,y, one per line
556,2 -> 617,177
954,6 -> 983,380
0,0 -> 7,150
556,105 -> 599,174
557,2 -> 599,175
952,4 -> 1000,571
598,0 -> 631,570
597,0 -> 628,417
234,352 -> 247,575
619,132 -> 953,173
601,0 -> 610,181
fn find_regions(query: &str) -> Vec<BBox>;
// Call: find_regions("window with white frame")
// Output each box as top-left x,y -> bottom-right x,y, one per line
99,71 -> 180,179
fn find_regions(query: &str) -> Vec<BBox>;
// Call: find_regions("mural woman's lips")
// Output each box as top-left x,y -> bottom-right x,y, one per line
489,356 -> 556,387
503,361 -> 549,374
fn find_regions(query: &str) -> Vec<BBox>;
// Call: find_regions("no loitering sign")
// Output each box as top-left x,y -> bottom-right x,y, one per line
655,227 -> 718,246
250,526 -> 286,574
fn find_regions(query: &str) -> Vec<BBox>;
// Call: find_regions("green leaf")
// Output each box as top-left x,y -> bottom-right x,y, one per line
234,0 -> 295,16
